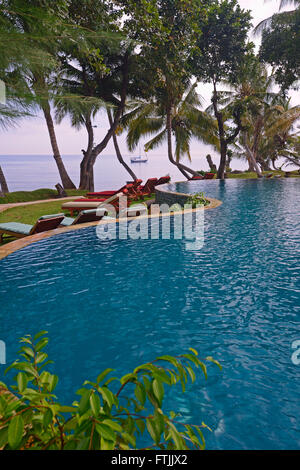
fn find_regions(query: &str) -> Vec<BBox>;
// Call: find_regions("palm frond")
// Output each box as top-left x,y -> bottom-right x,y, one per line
144,129 -> 167,152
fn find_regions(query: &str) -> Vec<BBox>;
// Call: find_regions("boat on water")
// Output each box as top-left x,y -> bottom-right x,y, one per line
130,155 -> 148,163
130,147 -> 148,163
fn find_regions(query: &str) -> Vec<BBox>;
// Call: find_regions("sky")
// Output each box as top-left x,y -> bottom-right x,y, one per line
1,0 -> 298,157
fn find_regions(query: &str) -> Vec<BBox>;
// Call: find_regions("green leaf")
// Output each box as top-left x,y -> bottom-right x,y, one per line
120,373 -> 137,385
189,348 -> 198,356
78,389 -> 91,415
169,425 -> 185,450
77,437 -> 90,450
134,383 -> 146,406
8,415 -> 24,449
186,366 -> 196,383
101,436 -> 115,450
58,406 -> 77,413
35,352 -> 48,364
121,431 -> 136,448
34,331 -> 48,341
152,379 -> 164,407
205,356 -> 222,370
95,423 -> 116,442
43,408 -> 53,428
97,368 -> 114,384
90,392 -> 101,416
197,361 -> 207,380
102,419 -> 122,433
146,418 -> 160,445
47,374 -> 58,392
152,368 -> 172,385
0,426 -> 8,449
35,338 -> 48,352
19,346 -> 34,358
16,372 -> 28,393
98,386 -> 116,409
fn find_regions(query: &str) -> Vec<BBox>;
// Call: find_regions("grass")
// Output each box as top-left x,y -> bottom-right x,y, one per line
0,194 -> 155,245
227,170 -> 300,179
0,201 -> 70,225
0,188 -> 86,204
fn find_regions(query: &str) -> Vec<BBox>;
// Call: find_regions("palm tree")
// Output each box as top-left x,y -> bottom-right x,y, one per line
232,95 -> 300,173
0,70 -> 33,194
209,64 -> 289,177
2,0 -> 76,189
121,81 -> 219,179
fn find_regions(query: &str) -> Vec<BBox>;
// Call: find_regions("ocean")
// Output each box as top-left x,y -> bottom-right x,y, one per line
0,153 -> 249,192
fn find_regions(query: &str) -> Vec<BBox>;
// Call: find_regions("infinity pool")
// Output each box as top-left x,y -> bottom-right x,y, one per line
1,179 -> 300,450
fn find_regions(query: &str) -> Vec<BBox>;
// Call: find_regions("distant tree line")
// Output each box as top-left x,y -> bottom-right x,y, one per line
0,0 -> 299,193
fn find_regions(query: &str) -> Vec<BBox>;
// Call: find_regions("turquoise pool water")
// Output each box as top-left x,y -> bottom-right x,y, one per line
1,179 -> 300,450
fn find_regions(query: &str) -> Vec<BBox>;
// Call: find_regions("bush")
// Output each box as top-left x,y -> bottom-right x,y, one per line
186,192 -> 210,209
0,332 -> 221,450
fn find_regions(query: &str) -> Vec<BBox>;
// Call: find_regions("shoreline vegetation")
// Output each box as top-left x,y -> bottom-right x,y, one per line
1,170 -> 300,206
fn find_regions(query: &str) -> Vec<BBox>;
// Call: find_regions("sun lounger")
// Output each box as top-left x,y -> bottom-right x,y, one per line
86,179 -> 142,199
60,208 -> 108,227
191,175 -> 204,180
0,214 -> 65,243
119,203 -> 148,218
62,192 -> 129,216
204,173 -> 215,179
136,178 -> 158,198
155,176 -> 171,186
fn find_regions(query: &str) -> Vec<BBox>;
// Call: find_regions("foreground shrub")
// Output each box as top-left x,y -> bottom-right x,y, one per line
0,332 -> 221,450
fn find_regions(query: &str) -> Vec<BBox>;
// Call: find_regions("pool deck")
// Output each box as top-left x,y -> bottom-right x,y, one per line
0,197 -> 222,260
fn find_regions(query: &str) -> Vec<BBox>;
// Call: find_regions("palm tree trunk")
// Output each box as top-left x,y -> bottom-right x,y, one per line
42,101 -> 76,190
79,114 -> 95,190
247,157 -> 256,172
0,165 -> 9,194
212,86 -> 227,180
166,107 -> 199,179
242,133 -> 263,178
107,109 -> 137,181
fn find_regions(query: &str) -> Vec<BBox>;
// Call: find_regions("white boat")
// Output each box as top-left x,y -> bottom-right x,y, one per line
130,155 -> 148,163
130,147 -> 148,163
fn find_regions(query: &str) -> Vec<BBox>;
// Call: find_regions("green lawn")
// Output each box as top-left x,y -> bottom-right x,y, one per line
0,195 -> 155,245
0,188 -> 86,204
0,201 -> 70,225
226,170 -> 300,179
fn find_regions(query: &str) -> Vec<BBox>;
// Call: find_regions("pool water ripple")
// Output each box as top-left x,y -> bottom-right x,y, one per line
1,179 -> 300,449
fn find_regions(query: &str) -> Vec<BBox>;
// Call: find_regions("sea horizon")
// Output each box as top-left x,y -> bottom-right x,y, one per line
0,153 -> 251,192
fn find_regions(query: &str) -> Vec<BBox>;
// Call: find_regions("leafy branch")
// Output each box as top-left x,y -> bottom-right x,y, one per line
0,332 -> 221,450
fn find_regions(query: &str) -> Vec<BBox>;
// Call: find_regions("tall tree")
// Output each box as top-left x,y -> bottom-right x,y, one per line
63,0 -> 129,190
259,5 -> 300,90
3,0 -> 76,188
121,81 -> 219,178
207,62 -> 279,176
254,0 -> 300,34
190,0 -> 253,179
117,0 -> 216,179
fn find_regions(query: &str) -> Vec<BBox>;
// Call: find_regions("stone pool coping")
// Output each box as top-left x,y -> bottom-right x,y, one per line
0,198 -> 222,260
155,181 -> 221,206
